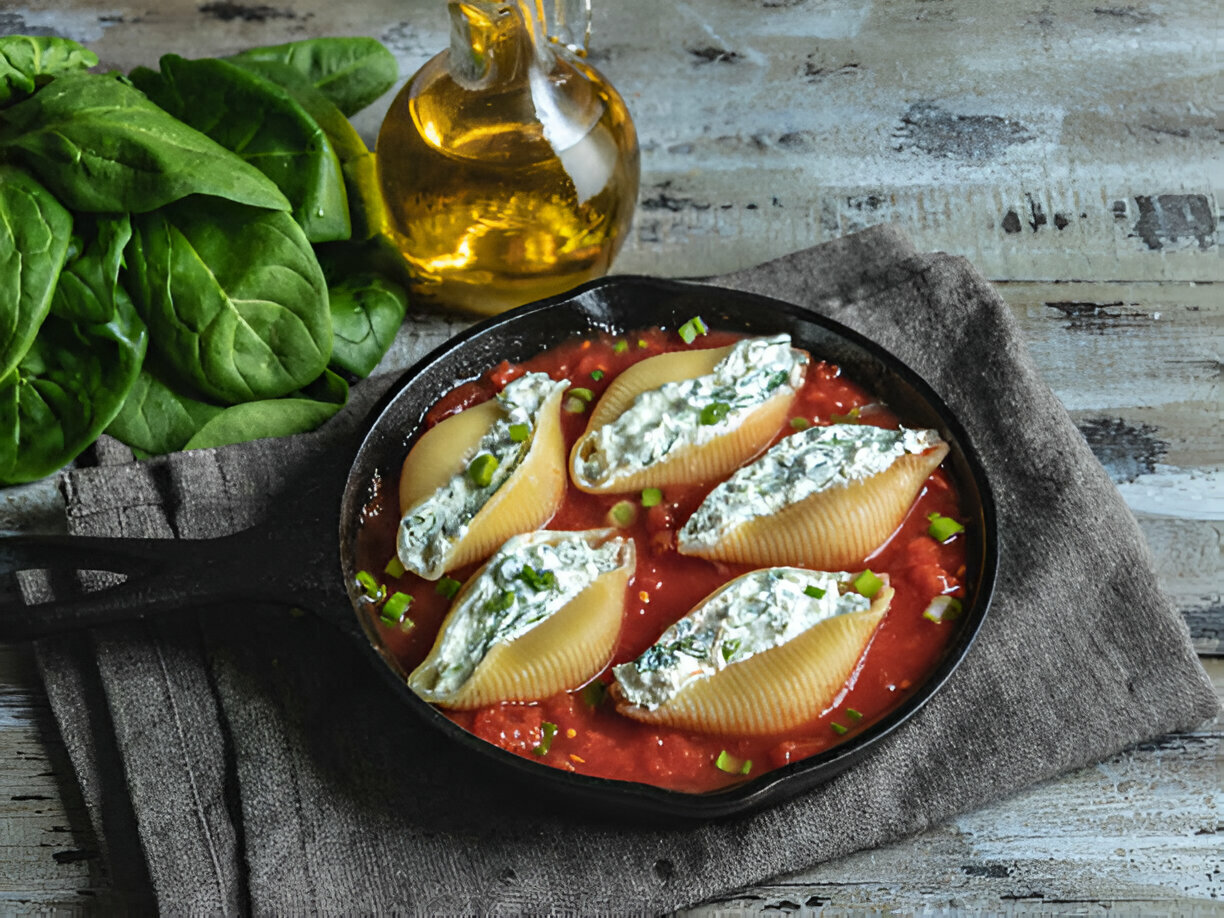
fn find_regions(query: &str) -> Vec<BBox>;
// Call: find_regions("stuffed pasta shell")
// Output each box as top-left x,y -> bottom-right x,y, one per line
612,569 -> 890,734
397,371 -> 568,580
677,423 -> 950,570
569,335 -> 808,493
408,529 -> 635,709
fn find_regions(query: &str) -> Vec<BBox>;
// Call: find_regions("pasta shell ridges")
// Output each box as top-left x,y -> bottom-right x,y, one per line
616,603 -> 888,735
682,443 -> 950,569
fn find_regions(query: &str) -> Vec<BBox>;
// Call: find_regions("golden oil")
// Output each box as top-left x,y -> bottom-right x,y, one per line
376,1 -> 639,316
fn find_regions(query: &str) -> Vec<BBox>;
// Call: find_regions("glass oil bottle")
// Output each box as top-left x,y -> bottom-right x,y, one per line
376,0 -> 640,315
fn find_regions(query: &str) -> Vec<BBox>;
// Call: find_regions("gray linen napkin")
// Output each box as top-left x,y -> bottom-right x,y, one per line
30,224 -> 1218,914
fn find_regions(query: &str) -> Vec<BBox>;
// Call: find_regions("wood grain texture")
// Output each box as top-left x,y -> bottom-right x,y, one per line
0,0 -> 1218,912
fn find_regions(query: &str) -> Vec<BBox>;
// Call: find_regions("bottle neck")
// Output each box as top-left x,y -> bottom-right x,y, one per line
448,1 -> 544,89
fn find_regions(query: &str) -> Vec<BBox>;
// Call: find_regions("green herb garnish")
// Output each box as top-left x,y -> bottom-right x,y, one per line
355,570 -> 385,602
804,584 -> 826,599
435,577 -> 462,600
638,338 -> 648,349
720,638 -> 741,663
852,569 -> 884,599
831,722 -> 849,735
677,316 -> 708,344
508,422 -> 530,442
534,722 -> 558,756
846,708 -> 863,720
830,406 -> 861,423
569,387 -> 594,402
379,591 -> 413,626
590,369 -> 604,381
790,417 -> 810,430
927,512 -> 965,543
485,589 -> 515,614
466,452 -> 499,487
641,487 -> 662,508
564,396 -> 587,413
384,556 -> 406,578
715,750 -> 752,775
517,565 -> 556,591
613,340 -> 629,354
608,500 -> 637,527
699,401 -> 731,425
923,595 -> 964,623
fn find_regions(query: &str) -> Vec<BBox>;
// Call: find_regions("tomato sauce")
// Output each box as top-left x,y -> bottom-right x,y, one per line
354,328 -> 968,793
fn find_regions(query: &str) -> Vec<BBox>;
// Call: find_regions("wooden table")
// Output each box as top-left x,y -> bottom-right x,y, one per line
1,0 -> 1219,912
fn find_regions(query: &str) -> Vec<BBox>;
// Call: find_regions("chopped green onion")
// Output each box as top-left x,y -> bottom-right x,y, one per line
641,487 -> 663,508
564,396 -> 587,413
767,370 -> 790,390
852,569 -> 884,599
830,406 -> 861,424
804,584 -> 826,599
435,577 -> 462,600
678,316 -> 708,344
518,565 -> 556,591
720,638 -> 741,662
608,500 -> 637,527
923,595 -> 964,623
613,340 -> 629,354
533,722 -> 558,756
467,452 -> 499,487
831,722 -> 849,735
699,401 -> 731,425
590,369 -> 604,381
927,512 -> 965,543
384,556 -> 406,578
638,338 -> 648,349
508,422 -> 530,442
569,387 -> 594,402
355,570 -> 385,602
581,680 -> 607,708
790,417 -> 811,430
485,589 -> 515,614
846,708 -> 863,720
715,749 -> 751,774
379,591 -> 414,626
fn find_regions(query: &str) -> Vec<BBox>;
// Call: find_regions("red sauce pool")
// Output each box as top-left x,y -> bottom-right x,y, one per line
354,328 -> 969,793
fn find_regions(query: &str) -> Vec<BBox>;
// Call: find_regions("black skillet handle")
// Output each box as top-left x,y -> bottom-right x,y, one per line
0,514 -> 358,643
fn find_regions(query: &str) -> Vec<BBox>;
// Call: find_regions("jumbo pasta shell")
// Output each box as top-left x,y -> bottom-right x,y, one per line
678,431 -> 949,570
570,342 -> 805,493
615,586 -> 891,735
398,380 -> 567,577
408,531 -> 635,708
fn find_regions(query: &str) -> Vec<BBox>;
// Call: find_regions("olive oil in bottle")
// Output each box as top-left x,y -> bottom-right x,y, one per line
376,0 -> 639,316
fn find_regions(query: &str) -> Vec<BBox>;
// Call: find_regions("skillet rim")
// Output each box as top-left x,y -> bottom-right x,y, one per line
338,274 -> 999,821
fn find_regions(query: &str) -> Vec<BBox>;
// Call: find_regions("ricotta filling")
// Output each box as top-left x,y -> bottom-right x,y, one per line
414,529 -> 630,697
574,334 -> 808,487
678,423 -> 944,552
613,568 -> 868,710
397,371 -> 566,579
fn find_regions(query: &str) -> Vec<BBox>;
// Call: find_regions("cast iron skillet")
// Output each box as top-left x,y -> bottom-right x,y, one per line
0,276 -> 998,821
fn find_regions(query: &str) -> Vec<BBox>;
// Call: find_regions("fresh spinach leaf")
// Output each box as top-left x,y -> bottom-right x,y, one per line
325,270 -> 408,379
125,196 -> 332,404
225,37 -> 398,117
0,71 -> 290,214
183,368 -> 348,450
225,56 -> 389,241
131,55 -> 350,243
0,164 -> 73,381
0,216 -> 148,485
105,367 -> 224,456
0,35 -> 98,106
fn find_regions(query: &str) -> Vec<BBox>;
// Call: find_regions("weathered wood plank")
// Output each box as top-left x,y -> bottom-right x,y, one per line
683,660 -> 1223,915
